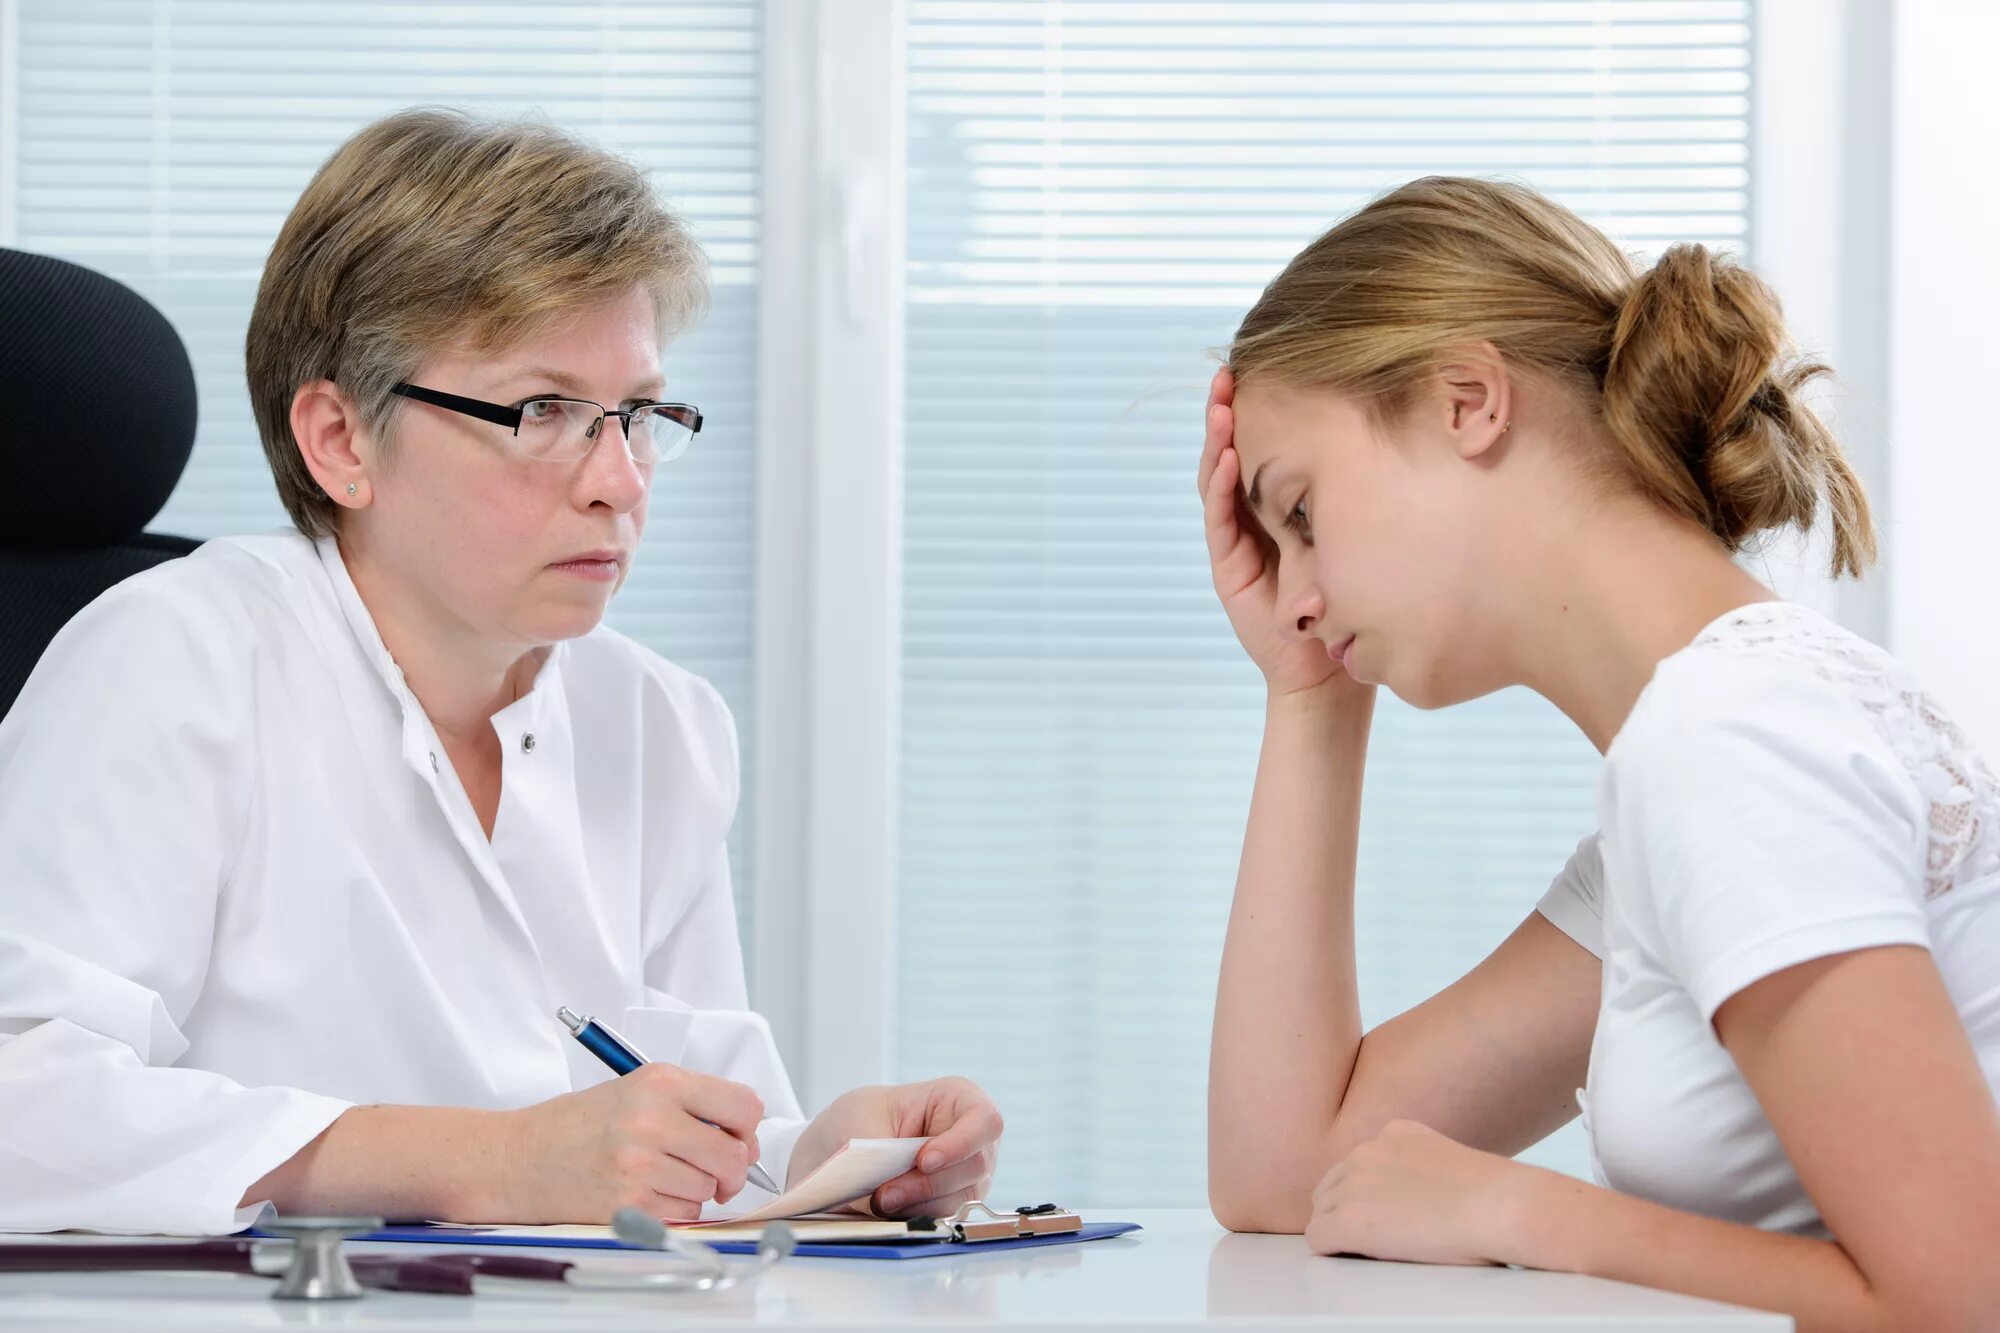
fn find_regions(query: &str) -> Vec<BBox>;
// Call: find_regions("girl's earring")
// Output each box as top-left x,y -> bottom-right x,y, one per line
347,483 -> 358,497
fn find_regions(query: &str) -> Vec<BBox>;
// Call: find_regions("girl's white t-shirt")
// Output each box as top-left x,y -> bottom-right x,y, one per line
1536,601 -> 2000,1236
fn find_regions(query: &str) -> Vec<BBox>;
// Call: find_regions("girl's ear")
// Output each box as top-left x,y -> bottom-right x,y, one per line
1435,343 -> 1512,461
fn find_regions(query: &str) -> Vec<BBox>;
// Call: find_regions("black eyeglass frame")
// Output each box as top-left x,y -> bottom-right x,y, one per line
389,382 -> 703,453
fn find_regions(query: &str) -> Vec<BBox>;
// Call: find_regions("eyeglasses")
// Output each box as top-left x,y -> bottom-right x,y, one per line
390,382 -> 702,467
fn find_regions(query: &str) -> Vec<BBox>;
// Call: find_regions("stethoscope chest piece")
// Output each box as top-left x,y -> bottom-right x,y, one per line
259,1216 -> 384,1301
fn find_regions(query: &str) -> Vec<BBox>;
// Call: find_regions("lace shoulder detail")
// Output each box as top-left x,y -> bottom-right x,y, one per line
1685,603 -> 2000,898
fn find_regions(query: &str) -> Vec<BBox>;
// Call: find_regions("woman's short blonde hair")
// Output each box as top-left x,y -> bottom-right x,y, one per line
1231,176 -> 1874,578
246,107 -> 707,538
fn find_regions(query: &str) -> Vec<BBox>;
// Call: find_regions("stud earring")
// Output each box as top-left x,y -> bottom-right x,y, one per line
346,483 -> 358,497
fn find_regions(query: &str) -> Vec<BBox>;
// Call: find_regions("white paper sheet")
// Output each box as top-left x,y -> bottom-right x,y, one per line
681,1136 -> 931,1227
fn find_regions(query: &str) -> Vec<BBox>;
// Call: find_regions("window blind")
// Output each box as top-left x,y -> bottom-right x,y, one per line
896,0 -> 1753,1202
10,0 -> 765,937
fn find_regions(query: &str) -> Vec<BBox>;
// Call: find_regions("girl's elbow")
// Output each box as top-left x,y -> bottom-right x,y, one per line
1206,1175 -> 1309,1235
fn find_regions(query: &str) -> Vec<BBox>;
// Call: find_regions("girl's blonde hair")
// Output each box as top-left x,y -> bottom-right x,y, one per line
247,107 -> 707,538
1229,176 -> 1874,578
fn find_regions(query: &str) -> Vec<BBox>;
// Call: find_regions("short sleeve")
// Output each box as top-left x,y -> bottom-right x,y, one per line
1537,833 -> 1606,959
1605,655 -> 1932,1022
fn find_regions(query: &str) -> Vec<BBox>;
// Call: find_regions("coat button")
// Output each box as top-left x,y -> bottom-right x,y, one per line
521,733 -> 536,754
428,751 -> 439,773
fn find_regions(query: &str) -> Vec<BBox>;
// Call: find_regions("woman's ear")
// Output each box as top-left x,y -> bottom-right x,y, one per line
291,380 -> 373,509
1436,343 -> 1512,461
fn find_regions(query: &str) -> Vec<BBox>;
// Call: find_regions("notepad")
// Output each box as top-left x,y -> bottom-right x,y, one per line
424,1216 -> 923,1243
420,1135 -> 932,1240
683,1136 -> 929,1227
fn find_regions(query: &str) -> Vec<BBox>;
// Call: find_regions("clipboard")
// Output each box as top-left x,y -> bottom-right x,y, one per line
308,1205 -> 1141,1261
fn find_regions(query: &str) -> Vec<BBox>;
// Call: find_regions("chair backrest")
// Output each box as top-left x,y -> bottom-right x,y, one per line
0,248 -> 201,720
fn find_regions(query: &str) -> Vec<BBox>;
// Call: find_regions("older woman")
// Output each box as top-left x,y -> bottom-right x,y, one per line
0,109 -> 1000,1235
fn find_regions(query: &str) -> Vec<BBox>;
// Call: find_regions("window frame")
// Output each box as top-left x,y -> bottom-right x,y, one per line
749,0 -> 908,1108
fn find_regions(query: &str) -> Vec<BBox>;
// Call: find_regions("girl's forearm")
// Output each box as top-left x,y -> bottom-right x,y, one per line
1208,683 -> 1374,1232
1501,1167 -> 1899,1333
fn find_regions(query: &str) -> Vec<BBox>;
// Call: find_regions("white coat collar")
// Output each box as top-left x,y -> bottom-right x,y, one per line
309,534 -> 568,768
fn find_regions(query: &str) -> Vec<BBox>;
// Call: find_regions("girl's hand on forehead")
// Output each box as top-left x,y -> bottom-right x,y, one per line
1198,367 -> 1345,698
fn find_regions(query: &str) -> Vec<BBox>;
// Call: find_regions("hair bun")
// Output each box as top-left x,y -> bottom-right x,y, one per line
1601,244 -> 1874,576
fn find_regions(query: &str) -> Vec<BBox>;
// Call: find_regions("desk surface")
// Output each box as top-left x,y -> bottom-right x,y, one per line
0,1209 -> 1789,1331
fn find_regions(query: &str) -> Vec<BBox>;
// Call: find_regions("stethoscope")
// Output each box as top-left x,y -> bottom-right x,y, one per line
592,1205 -> 796,1293
0,1211 -> 797,1301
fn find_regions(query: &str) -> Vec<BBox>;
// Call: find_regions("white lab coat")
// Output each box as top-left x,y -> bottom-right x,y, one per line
0,531 -> 806,1234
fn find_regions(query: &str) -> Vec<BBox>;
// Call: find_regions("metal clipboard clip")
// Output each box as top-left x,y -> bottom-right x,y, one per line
943,1202 -> 1084,1243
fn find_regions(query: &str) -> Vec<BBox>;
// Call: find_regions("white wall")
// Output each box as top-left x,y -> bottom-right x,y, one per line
1888,3 -> 2000,752
1750,0 -> 1891,642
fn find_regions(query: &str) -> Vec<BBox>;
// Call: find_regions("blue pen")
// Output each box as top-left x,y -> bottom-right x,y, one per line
557,1005 -> 781,1195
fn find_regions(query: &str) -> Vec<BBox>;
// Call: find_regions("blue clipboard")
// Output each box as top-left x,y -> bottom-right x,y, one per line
288,1220 -> 1142,1261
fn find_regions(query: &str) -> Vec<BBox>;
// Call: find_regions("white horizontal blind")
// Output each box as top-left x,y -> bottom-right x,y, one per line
897,0 -> 1753,1202
10,0 -> 765,936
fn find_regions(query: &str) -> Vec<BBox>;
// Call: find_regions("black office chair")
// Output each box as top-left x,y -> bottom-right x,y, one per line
0,247 -> 201,720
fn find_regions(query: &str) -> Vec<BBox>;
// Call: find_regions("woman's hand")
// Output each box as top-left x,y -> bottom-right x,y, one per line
791,1077 -> 1003,1219
1198,366 -> 1344,698
1305,1119 -> 1527,1266
498,1063 -> 765,1223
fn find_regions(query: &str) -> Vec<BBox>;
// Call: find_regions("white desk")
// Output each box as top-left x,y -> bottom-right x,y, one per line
0,1209 -> 1789,1331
